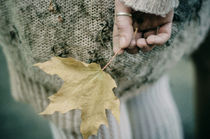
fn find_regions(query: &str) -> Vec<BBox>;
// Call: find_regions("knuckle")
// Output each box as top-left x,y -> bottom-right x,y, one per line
116,18 -> 132,30
113,34 -> 119,38
117,22 -> 128,30
120,34 -> 130,42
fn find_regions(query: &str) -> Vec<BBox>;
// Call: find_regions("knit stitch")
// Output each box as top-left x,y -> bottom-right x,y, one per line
120,0 -> 179,16
0,0 -> 209,138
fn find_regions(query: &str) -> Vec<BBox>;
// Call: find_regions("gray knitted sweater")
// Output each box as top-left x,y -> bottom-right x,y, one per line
0,0 -> 209,100
0,0 -> 210,139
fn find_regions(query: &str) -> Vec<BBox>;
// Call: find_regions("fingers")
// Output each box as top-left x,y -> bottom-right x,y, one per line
136,30 -> 154,52
113,5 -> 173,54
138,10 -> 174,31
126,32 -> 142,54
113,23 -> 124,54
137,38 -> 149,48
136,22 -> 172,52
128,32 -> 141,49
146,22 -> 172,46
113,0 -> 133,54
144,30 -> 156,39
135,10 -> 174,52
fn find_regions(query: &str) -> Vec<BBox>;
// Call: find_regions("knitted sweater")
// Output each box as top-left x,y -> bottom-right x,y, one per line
49,76 -> 183,139
0,0 -> 209,100
120,0 -> 179,16
0,0 -> 210,139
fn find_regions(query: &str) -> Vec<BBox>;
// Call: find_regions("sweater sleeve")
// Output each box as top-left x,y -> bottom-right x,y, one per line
120,0 -> 179,16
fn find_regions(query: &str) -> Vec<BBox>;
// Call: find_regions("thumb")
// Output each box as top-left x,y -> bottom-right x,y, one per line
113,0 -> 133,53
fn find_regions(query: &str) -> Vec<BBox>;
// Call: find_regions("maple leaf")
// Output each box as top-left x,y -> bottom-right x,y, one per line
34,57 -> 120,139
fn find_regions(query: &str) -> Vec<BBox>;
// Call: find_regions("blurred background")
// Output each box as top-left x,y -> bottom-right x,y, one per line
0,46 -> 196,139
0,47 -> 52,139
0,31 -> 209,139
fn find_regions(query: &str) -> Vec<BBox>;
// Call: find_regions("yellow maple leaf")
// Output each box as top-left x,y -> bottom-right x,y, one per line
34,57 -> 120,139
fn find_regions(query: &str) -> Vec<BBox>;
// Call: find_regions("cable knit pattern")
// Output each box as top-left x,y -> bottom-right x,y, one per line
0,0 -> 209,138
0,0 -> 208,100
45,76 -> 184,139
120,0 -> 179,16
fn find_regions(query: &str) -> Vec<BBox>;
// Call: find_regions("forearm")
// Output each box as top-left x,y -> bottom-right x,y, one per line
120,0 -> 179,16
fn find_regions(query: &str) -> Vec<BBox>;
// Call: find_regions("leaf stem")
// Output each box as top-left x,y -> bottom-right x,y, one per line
102,28 -> 138,71
102,49 -> 121,71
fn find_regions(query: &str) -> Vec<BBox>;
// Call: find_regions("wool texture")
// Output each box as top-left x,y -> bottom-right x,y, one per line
120,0 -> 179,16
0,0 -> 209,99
0,0 -> 209,138
49,76 -> 183,139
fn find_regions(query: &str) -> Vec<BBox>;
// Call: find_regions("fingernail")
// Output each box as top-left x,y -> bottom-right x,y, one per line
120,37 -> 126,48
131,40 -> 136,46
145,39 -> 153,47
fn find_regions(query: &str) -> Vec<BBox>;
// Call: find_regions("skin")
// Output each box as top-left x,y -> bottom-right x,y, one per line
113,0 -> 174,54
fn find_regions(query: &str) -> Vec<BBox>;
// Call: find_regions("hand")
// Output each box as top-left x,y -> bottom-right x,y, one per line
113,0 -> 174,54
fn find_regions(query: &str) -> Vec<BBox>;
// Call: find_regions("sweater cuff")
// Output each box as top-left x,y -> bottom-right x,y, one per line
120,0 -> 179,16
